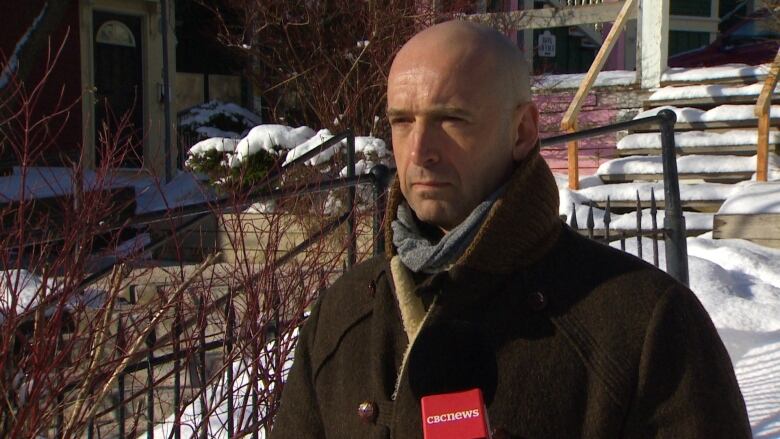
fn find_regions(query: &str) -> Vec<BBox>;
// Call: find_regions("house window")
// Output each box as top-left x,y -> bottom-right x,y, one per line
95,20 -> 136,47
669,30 -> 710,56
670,0 -> 711,17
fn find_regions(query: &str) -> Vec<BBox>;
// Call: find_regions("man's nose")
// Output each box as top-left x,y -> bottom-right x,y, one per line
409,122 -> 440,167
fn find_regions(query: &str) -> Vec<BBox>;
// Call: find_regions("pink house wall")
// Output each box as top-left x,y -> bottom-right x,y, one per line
533,85 -> 649,176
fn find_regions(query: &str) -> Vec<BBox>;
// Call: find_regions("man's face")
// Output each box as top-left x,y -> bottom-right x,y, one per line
387,55 -> 532,231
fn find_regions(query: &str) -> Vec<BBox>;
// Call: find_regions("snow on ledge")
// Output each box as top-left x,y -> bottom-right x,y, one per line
617,130 -> 780,150
533,70 -> 637,90
661,64 -> 770,83
718,182 -> 780,215
649,82 -> 780,102
597,154 -> 780,176
636,105 -> 780,123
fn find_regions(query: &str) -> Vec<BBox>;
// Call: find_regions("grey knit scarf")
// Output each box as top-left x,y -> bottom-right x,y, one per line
392,186 -> 504,273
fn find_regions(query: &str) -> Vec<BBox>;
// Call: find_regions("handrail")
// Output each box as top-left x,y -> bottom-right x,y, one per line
559,0 -> 637,190
754,49 -> 780,182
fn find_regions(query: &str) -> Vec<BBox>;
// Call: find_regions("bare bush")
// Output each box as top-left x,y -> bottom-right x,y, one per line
204,0 -> 476,140
1,35 -> 379,438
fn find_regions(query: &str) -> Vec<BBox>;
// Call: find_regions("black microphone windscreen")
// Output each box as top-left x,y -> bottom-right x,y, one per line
407,320 -> 498,405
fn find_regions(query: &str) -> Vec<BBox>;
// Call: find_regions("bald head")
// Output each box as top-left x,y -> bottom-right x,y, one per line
390,20 -> 531,107
386,20 -> 540,230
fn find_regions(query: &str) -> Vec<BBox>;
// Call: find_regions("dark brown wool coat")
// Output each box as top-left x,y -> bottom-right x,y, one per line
270,151 -> 751,438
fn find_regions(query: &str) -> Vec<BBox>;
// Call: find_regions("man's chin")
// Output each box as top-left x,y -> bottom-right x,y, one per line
408,201 -> 461,232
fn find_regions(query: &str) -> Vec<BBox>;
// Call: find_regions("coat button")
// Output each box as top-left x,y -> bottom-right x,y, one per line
357,400 -> 378,424
527,291 -> 547,311
367,280 -> 377,297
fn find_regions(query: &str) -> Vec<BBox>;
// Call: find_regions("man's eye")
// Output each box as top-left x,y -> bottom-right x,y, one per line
389,118 -> 412,126
442,116 -> 465,124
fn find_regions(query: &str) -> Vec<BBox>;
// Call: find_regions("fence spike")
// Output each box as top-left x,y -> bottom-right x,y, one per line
586,204 -> 594,240
636,191 -> 643,260
570,203 -> 579,229
651,188 -> 660,267
604,197 -> 611,243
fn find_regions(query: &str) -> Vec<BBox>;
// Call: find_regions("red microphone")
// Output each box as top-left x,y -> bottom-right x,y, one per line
421,388 -> 491,439
408,320 -> 497,439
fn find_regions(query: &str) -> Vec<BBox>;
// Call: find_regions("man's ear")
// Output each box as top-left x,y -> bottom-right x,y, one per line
511,102 -> 540,161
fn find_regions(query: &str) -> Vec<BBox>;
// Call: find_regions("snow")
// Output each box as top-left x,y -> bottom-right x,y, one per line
661,64 -> 770,83
189,138 -> 241,155
196,126 -> 240,139
282,129 -> 343,167
618,129 -> 780,150
719,182 -> 780,214
282,132 -> 389,168
0,270 -> 105,323
533,70 -> 637,90
354,136 -> 389,158
0,167 -> 144,202
134,171 -> 215,215
578,181 -> 737,202
597,154 -> 780,175
234,125 -> 316,164
636,105 -> 780,123
0,3 -> 47,90
179,101 -> 262,129
648,82 -> 780,101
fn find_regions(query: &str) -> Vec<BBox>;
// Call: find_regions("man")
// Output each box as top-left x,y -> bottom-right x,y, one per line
271,21 -> 751,438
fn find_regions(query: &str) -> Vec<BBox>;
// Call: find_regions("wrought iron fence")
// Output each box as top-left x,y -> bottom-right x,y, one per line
542,108 -> 689,286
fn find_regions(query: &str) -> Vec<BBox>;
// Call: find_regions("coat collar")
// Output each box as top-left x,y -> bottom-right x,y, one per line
384,146 -> 562,275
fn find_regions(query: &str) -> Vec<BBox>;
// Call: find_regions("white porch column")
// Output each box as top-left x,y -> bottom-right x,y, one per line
638,0 -> 669,89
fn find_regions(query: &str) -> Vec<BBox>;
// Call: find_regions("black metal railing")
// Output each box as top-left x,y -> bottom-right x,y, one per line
542,109 -> 689,286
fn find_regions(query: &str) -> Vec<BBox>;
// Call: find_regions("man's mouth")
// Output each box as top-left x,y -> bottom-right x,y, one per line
412,181 -> 449,188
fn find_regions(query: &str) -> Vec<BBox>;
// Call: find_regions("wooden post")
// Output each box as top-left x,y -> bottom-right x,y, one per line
561,0 -> 637,190
638,0 -> 669,89
754,49 -> 780,182
757,114 -> 770,182
567,135 -> 579,190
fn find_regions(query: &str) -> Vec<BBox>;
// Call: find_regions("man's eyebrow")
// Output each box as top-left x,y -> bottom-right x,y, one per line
386,105 -> 472,118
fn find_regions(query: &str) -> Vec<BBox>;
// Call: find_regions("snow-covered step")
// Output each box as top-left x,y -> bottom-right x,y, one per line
631,105 -> 780,132
577,182 -> 736,212
644,82 -> 780,109
660,64 -> 770,87
616,129 -> 780,157
596,153 -> 780,184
